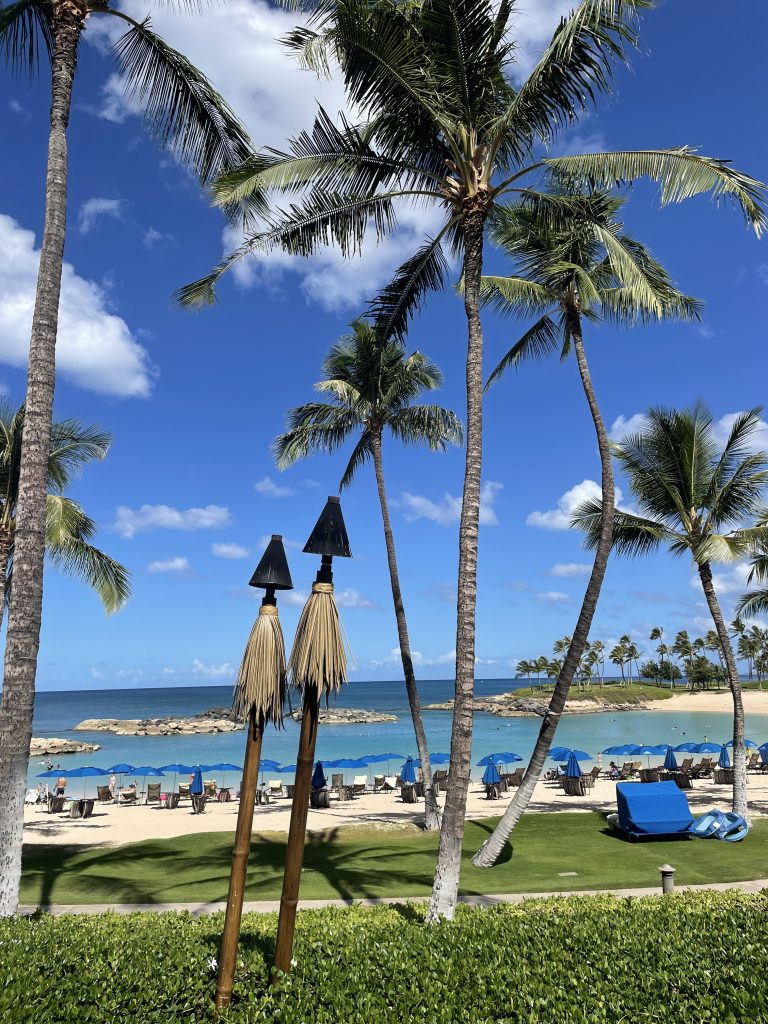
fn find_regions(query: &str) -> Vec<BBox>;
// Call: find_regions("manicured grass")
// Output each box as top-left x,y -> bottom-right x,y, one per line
511,682 -> 674,702
20,813 -> 768,906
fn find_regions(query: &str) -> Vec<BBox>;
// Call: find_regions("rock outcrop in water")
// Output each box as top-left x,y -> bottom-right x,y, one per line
73,707 -> 243,736
30,737 -> 101,756
424,693 -> 653,716
290,708 -> 397,724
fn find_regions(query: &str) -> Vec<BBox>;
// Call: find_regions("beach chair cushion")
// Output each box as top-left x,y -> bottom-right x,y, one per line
616,781 -> 693,838
382,776 -> 397,791
353,775 -> 367,787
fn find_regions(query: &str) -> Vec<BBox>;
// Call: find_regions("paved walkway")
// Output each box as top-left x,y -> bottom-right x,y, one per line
18,876 -> 768,917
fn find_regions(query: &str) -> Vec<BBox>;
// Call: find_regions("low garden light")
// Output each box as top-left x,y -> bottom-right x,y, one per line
272,497 -> 351,980
214,535 -> 293,1011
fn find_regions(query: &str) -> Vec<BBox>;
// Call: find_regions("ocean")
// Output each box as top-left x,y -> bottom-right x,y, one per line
30,680 -> 750,794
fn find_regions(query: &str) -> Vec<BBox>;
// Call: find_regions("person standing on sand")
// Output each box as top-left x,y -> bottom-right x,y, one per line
54,776 -> 66,797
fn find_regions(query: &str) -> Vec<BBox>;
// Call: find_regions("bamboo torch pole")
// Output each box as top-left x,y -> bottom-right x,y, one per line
214,536 -> 293,1012
272,497 -> 351,981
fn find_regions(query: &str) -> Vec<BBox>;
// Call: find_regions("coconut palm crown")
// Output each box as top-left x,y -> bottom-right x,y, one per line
736,511 -> 768,620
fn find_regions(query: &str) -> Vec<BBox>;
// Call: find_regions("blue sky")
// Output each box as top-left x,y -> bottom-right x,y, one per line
1,2 -> 767,691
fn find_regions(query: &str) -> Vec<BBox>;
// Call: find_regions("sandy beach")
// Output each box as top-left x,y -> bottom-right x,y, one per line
23,771 -> 768,848
643,691 -> 768,714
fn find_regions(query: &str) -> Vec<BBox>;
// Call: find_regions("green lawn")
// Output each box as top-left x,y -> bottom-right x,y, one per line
511,682 -> 674,702
21,813 -> 768,906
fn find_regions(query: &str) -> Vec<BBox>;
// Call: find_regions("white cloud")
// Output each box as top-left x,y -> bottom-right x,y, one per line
91,667 -> 107,681
212,542 -> 249,560
527,479 -> 629,531
147,556 -> 190,574
78,197 -> 124,234
712,412 -> 768,453
609,413 -> 650,441
0,214 -> 154,397
143,227 -> 174,250
283,589 -> 309,607
335,588 -> 375,610
114,503 -> 231,539
401,481 -> 503,527
692,562 -> 751,597
551,562 -> 592,578
254,476 -> 296,498
370,647 -> 496,668
9,99 -> 25,115
536,591 -> 571,604
191,658 -> 234,679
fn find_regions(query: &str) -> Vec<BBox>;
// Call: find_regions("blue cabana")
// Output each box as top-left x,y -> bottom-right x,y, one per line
400,757 -> 418,784
718,745 -> 731,769
477,752 -> 522,766
311,761 -> 327,789
564,753 -> 582,778
615,781 -> 694,839
481,760 -> 501,785
663,748 -> 679,771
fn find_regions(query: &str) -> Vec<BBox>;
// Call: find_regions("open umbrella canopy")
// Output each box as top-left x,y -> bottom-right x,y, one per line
107,763 -> 135,774
482,761 -> 501,785
259,759 -> 282,770
692,742 -> 722,754
601,745 -> 639,756
311,761 -> 327,789
718,745 -> 731,769
65,766 -> 110,777
36,769 -> 66,778
477,752 -> 522,766
564,753 -> 582,779
328,758 -> 369,770
428,753 -> 451,764
159,764 -> 196,774
674,742 -> 699,753
632,745 -> 669,755
759,743 -> 768,763
360,752 -> 405,764
663,748 -> 679,771
204,763 -> 243,772
400,757 -> 418,784
190,766 -> 203,796
724,739 -> 758,748
549,748 -> 591,761
276,764 -> 297,773
131,767 -> 165,777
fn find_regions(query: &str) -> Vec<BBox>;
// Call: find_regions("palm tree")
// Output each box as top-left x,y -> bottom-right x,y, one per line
515,659 -> 533,689
273,319 -> 462,831
0,404 -> 130,631
0,0 -> 249,918
591,639 -> 606,687
470,188 -> 697,866
610,641 -> 627,684
736,524 -> 768,623
178,0 -> 766,920
572,403 -> 768,817
672,630 -> 695,687
624,639 -> 640,684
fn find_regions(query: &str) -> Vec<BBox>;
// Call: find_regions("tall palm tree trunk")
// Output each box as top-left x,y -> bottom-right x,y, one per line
370,431 -> 440,831
473,320 -> 614,867
0,529 -> 13,635
698,561 -> 748,818
0,5 -> 82,917
427,196 -> 486,921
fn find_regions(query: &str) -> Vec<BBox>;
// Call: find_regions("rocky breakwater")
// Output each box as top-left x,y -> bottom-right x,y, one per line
290,708 -> 398,724
73,707 -> 244,736
424,693 -> 645,716
30,737 -> 101,756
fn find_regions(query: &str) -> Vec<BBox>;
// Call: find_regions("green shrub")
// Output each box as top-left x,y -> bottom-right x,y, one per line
1,892 -> 765,1023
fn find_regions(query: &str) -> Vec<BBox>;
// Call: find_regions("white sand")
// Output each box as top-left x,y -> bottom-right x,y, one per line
23,772 -> 768,848
643,690 -> 768,714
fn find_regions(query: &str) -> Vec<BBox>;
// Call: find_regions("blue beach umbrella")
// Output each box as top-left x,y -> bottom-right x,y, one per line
663,748 -> 679,771
482,760 -> 501,785
601,745 -> 639,757
428,753 -> 451,764
718,745 -> 731,769
311,761 -> 327,789
107,763 -> 135,774
564,753 -> 582,778
549,748 -> 591,762
674,742 -> 699,753
759,743 -> 768,765
204,762 -> 243,789
477,752 -> 522,766
190,766 -> 203,796
724,739 -> 758,748
361,752 -> 405,764
62,765 -> 109,799
130,766 -> 165,799
692,742 -> 722,754
159,763 -> 195,794
400,757 -> 418,784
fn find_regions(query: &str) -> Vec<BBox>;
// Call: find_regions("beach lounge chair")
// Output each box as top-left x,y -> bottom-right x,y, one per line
679,757 -> 693,773
381,776 -> 397,792
613,781 -> 693,841
24,789 -> 39,805
619,762 -> 634,779
433,769 -> 449,787
146,782 -> 161,804
118,789 -> 138,805
563,777 -> 585,796
268,780 -> 285,798
178,783 -> 191,800
506,768 -> 524,788
583,766 -> 601,789
96,785 -> 113,803
400,784 -> 417,803
352,775 -> 368,796
373,774 -> 385,791
746,752 -> 761,772
204,780 -> 217,797
331,773 -> 344,794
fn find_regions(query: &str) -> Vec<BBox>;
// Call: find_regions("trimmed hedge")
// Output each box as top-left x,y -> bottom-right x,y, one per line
1,892 -> 765,1023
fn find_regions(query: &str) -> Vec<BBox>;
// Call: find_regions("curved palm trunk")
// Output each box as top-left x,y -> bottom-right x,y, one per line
427,196 -> 486,921
698,561 -> 747,819
0,6 -> 82,917
0,529 -> 13,635
473,321 -> 614,867
370,432 -> 440,830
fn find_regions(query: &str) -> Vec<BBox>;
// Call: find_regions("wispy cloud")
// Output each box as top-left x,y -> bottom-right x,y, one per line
609,413 -> 650,441
527,479 -> 628,531
212,542 -> 249,560
191,658 -> 234,679
536,591 -> 571,605
401,481 -> 502,527
551,562 -> 591,578
335,588 -> 376,610
78,197 -> 124,234
114,503 -> 230,539
147,556 -> 190,574
254,476 -> 296,499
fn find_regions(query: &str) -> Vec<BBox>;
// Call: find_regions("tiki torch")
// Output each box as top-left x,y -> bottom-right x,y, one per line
272,496 -> 351,979
214,535 -> 293,1011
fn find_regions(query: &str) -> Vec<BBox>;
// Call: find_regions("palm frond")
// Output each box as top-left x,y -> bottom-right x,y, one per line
734,588 -> 768,620
0,0 -> 52,73
485,313 -> 562,388
339,431 -> 374,490
370,228 -> 453,342
477,275 -> 553,318
110,14 -> 252,187
572,498 -> 672,556
273,405 -> 360,468
47,419 -> 111,492
388,404 -> 464,450
173,238 -> 253,309
45,496 -> 131,614
544,148 -> 767,236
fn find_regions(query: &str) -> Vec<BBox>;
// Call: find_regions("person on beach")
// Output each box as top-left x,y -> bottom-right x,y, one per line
608,762 -> 620,780
109,774 -> 117,797
54,775 -> 67,796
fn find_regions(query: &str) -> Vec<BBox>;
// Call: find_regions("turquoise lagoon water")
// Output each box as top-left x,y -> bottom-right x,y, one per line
30,681 -> 761,795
